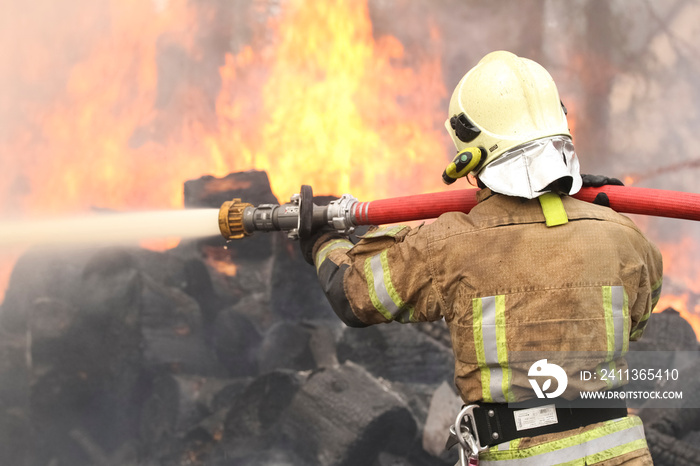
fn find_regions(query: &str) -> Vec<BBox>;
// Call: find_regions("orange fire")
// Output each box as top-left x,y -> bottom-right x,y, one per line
657,237 -> 700,295
1,0 -> 699,346
655,294 -> 700,338
652,237 -> 700,339
4,0 -> 447,215
0,0 -> 447,299
211,0 -> 448,201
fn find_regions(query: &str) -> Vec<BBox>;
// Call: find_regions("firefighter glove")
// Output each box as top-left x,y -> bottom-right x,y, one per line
592,192 -> 611,207
581,174 -> 624,207
581,174 -> 624,188
299,226 -> 344,266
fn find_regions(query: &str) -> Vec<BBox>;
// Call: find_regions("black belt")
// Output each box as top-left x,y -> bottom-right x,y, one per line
447,395 -> 627,450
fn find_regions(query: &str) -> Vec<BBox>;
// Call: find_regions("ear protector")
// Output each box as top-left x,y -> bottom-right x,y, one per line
442,147 -> 484,185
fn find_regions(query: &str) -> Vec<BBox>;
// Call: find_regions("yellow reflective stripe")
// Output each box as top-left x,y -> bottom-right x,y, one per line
474,295 -> 513,403
395,309 -> 416,323
603,287 -> 628,356
538,192 -> 568,227
495,295 -> 515,402
315,239 -> 352,272
584,438 -> 648,465
622,288 -> 630,354
555,438 -> 648,466
602,286 -> 615,362
631,278 -> 661,338
599,286 -> 627,389
363,250 -> 414,322
631,312 -> 651,341
362,225 -> 407,238
472,297 -> 492,402
480,416 -> 646,464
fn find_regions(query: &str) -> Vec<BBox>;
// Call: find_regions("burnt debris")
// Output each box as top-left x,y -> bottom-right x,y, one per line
0,170 -> 457,466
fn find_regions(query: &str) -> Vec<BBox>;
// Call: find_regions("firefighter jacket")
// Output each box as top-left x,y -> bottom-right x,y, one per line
312,188 -> 662,465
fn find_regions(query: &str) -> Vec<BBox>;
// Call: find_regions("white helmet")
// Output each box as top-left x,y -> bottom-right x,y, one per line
445,51 -> 581,198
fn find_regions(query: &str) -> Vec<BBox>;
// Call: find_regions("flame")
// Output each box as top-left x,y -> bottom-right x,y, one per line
211,0 -> 447,201
0,0 -> 448,300
647,237 -> 700,340
658,237 -> 700,295
3,0 -> 699,343
2,0 -> 447,213
203,246 -> 238,277
655,294 -> 700,339
2,0 -> 200,214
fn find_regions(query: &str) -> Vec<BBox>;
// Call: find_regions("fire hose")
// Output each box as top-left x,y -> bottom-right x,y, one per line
218,185 -> 700,240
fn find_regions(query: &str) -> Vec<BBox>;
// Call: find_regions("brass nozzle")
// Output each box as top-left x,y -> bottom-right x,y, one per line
219,198 -> 253,240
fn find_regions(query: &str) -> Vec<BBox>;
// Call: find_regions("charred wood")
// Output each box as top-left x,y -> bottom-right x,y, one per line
211,306 -> 261,377
338,323 -> 453,385
139,273 -> 224,376
278,361 -> 418,466
256,320 -> 340,374
223,369 -> 307,439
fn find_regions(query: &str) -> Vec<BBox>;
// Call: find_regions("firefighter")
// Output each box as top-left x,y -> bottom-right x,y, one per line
301,51 -> 662,465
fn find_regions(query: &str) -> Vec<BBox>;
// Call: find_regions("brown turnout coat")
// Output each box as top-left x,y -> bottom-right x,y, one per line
313,188 -> 663,404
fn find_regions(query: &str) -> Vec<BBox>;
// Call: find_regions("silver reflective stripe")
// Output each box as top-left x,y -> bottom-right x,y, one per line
606,286 -> 627,389
611,286 -> 625,358
369,253 -> 401,317
480,421 -> 646,466
497,442 -> 511,451
481,296 -> 505,403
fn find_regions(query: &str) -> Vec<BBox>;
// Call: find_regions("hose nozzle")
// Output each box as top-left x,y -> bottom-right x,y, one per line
219,198 -> 253,240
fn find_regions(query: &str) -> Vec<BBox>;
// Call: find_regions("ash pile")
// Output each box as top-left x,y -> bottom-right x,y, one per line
0,171 -> 459,466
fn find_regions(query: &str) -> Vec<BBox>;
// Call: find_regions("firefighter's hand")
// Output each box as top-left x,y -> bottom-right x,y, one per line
581,175 -> 624,207
299,226 -> 343,266
581,174 -> 624,188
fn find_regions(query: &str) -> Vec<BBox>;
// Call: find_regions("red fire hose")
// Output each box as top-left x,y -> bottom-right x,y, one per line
352,186 -> 700,225
219,185 -> 700,241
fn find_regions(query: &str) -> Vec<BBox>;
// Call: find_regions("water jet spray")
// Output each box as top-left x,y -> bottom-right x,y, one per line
0,209 -> 221,248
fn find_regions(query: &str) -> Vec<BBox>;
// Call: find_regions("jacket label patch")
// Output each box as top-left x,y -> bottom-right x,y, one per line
513,404 -> 558,431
